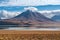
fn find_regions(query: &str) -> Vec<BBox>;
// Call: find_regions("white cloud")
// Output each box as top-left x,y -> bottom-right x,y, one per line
0,10 -> 21,19
0,0 -> 60,6
39,11 -> 55,18
0,0 -> 9,5
24,7 -> 38,12
47,0 -> 60,5
39,10 -> 60,18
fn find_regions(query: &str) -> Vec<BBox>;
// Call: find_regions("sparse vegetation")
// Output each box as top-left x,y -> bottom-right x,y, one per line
0,31 -> 59,40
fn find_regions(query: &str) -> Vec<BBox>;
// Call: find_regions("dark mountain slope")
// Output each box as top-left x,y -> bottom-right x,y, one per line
52,15 -> 60,21
14,10 -> 53,22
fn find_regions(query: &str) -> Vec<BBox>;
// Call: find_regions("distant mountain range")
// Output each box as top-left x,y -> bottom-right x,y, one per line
52,15 -> 60,21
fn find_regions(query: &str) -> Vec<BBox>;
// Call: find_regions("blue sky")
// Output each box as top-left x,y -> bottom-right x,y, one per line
0,0 -> 60,6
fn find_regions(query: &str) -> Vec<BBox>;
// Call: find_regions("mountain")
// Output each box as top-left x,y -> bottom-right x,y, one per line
14,10 -> 53,22
52,15 -> 60,21
0,9 -> 54,27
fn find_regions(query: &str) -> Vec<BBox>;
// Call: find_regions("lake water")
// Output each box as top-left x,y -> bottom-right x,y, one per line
1,27 -> 60,31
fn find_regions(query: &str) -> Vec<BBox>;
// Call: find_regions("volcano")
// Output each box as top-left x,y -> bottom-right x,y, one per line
13,10 -> 53,22
0,9 -> 54,27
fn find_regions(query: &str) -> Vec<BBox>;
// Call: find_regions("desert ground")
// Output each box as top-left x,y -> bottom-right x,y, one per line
0,30 -> 60,40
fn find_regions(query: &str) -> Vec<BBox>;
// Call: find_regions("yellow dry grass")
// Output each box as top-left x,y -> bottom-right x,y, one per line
0,30 -> 59,40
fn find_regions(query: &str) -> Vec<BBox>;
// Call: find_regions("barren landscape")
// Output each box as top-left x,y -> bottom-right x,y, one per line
0,30 -> 59,40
